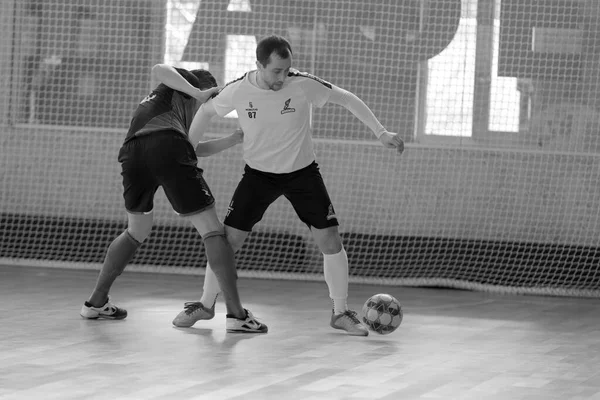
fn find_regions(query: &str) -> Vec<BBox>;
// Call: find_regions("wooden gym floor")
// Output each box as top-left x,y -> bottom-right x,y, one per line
0,265 -> 599,400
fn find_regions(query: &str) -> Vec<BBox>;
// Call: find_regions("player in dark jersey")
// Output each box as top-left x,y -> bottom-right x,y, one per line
79,64 -> 267,333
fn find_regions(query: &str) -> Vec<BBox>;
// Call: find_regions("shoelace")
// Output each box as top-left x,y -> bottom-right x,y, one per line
245,309 -> 260,321
183,302 -> 204,315
242,309 -> 264,327
104,304 -> 117,313
341,310 -> 361,324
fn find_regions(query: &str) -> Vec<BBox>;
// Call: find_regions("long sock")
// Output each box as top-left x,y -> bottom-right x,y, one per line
323,247 -> 349,315
89,230 -> 140,307
200,261 -> 222,308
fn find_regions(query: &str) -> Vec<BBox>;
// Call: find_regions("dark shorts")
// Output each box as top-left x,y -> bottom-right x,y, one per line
224,162 -> 339,231
118,130 -> 215,215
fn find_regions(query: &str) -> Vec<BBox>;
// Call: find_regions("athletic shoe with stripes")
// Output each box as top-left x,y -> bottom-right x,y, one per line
80,297 -> 127,320
172,301 -> 215,328
330,310 -> 369,336
226,309 -> 268,333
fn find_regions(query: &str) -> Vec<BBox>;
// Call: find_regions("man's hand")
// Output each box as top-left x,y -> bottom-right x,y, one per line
193,86 -> 220,103
195,128 -> 244,157
232,128 -> 244,145
379,131 -> 405,154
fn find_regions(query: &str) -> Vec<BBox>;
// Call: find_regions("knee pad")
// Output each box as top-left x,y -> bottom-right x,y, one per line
127,215 -> 153,243
202,229 -> 226,241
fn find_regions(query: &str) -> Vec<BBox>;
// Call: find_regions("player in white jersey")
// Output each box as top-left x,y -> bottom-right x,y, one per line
172,35 -> 404,336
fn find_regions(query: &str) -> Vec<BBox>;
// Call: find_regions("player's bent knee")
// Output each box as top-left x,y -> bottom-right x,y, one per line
127,227 -> 150,243
312,226 -> 342,252
315,233 -> 343,254
224,226 -> 249,253
127,214 -> 153,243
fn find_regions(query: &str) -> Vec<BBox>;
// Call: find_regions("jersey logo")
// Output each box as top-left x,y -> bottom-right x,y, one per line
281,98 -> 296,114
225,200 -> 234,218
245,101 -> 258,119
140,93 -> 157,104
326,204 -> 337,221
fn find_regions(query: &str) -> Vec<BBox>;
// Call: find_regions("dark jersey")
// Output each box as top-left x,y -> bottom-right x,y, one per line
124,68 -> 217,143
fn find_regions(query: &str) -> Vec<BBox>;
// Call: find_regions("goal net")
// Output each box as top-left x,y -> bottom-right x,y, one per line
1,0 -> 599,297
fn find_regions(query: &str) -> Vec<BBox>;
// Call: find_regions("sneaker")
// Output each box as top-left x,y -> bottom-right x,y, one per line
226,309 -> 268,333
172,301 -> 215,328
330,310 -> 369,336
80,297 -> 127,320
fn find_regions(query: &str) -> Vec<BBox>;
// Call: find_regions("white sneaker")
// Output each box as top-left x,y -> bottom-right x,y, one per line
80,297 -> 127,320
226,309 -> 268,333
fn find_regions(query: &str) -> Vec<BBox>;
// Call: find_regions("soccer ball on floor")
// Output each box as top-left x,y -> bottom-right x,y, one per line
361,293 -> 403,335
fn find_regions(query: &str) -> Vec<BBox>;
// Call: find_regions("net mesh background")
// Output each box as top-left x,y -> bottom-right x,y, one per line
1,0 -> 599,297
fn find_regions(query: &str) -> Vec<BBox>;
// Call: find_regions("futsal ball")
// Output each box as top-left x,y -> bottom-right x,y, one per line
362,293 -> 403,335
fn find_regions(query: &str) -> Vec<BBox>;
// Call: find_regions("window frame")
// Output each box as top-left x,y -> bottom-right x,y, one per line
416,0 -> 527,149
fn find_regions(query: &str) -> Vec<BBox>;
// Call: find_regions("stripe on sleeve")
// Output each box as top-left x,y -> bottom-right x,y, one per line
288,70 -> 332,89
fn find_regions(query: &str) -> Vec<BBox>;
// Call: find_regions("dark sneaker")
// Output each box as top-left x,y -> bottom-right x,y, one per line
172,301 -> 215,328
330,310 -> 369,336
80,297 -> 127,320
226,309 -> 268,333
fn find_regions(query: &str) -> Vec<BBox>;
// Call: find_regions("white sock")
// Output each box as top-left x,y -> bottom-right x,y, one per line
199,261 -> 221,308
323,247 -> 349,315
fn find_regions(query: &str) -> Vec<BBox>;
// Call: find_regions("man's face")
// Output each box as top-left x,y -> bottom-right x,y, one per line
257,52 -> 292,91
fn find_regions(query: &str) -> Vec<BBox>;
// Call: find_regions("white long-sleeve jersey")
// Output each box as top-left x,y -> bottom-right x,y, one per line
211,68 -> 333,173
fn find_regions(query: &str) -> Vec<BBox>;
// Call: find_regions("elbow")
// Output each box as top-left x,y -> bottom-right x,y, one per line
194,145 -> 211,158
151,64 -> 168,81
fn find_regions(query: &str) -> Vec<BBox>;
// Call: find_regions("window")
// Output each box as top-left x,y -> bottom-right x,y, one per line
165,1 -> 256,118
426,17 -> 477,136
489,8 -> 519,132
165,0 -> 205,70
425,0 -> 519,137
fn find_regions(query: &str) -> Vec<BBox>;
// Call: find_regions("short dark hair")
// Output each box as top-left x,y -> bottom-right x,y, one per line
256,35 -> 293,67
191,69 -> 217,90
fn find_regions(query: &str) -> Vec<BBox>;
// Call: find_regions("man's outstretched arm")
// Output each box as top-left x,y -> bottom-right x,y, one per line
151,64 -> 218,102
189,100 -> 242,157
195,129 -> 244,158
327,86 -> 404,154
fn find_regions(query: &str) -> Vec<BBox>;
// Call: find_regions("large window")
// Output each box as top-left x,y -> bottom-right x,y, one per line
165,0 -> 255,119
164,0 -> 205,70
11,0 -> 523,142
11,0 -> 159,128
489,2 -> 520,132
426,17 -> 477,136
426,0 -> 520,137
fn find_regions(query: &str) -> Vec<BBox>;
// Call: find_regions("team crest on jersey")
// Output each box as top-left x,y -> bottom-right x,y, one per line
246,101 -> 258,112
281,98 -> 296,114
141,93 -> 156,104
245,101 -> 258,118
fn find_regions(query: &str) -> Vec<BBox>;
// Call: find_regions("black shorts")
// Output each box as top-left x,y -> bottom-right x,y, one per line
118,130 -> 215,215
224,162 -> 339,231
